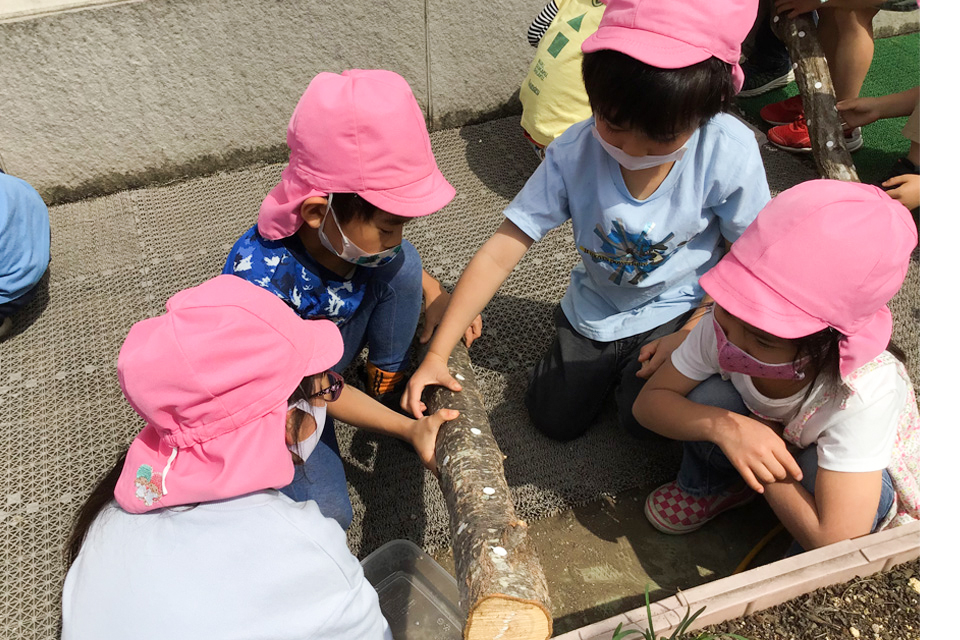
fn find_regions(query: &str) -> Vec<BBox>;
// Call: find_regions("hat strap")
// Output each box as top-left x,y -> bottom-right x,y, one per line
160,447 -> 178,496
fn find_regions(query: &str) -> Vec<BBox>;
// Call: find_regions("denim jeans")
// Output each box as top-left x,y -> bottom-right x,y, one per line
524,305 -> 694,441
280,415 -> 354,530
677,375 -> 896,553
333,239 -> 424,375
282,240 -> 424,528
0,278 -> 41,319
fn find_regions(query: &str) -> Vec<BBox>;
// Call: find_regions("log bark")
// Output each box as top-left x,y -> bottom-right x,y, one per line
423,341 -> 552,640
773,12 -> 859,182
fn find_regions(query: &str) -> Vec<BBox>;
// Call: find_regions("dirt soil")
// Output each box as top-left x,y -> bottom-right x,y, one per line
700,559 -> 920,640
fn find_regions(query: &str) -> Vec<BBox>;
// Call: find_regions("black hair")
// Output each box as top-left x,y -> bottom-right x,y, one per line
582,50 -> 735,142
65,383 -> 312,567
793,328 -> 908,400
329,193 -> 379,225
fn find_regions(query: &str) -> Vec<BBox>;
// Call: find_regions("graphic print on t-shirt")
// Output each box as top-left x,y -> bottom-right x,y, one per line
579,219 -> 687,285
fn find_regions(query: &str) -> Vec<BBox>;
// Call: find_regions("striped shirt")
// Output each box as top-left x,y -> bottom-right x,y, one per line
527,0 -> 558,46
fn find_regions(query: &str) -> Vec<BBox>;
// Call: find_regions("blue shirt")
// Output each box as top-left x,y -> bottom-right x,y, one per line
0,173 -> 51,304
223,226 -> 369,326
504,115 -> 770,341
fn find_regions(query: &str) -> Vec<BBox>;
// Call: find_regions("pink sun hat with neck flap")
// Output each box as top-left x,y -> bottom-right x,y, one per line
114,275 -> 344,514
257,69 -> 456,240
700,180 -> 917,380
581,0 -> 758,93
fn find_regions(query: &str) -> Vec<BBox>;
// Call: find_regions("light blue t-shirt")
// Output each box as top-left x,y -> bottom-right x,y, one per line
0,173 -> 51,304
504,115 -> 770,341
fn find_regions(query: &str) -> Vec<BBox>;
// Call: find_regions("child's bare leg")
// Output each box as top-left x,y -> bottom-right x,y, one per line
907,141 -> 919,167
818,6 -> 879,102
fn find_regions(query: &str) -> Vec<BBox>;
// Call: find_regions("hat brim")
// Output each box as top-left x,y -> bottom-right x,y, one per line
115,403 -> 295,514
358,166 -> 456,219
582,26 -> 714,68
700,252 -> 828,340
303,318 -> 344,376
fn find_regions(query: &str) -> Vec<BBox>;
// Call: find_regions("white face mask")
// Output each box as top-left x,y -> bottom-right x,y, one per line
287,399 -> 328,461
317,194 -> 402,268
592,125 -> 686,171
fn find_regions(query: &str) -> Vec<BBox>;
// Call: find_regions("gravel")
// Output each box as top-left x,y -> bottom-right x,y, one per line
700,559 -> 920,640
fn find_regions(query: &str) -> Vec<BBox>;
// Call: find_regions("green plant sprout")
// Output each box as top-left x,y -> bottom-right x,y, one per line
610,584 -> 750,640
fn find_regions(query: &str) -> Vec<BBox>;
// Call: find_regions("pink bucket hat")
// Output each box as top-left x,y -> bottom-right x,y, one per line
581,0 -> 758,93
114,275 -> 343,514
258,69 -> 456,240
700,180 -> 917,379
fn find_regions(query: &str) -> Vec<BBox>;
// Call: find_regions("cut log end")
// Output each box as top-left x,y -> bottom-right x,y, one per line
464,596 -> 552,640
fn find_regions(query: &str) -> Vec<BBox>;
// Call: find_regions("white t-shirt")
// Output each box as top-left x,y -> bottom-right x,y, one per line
62,491 -> 392,640
671,311 -> 904,473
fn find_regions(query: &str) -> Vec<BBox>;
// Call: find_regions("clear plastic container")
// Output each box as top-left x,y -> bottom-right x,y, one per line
361,539 -> 464,640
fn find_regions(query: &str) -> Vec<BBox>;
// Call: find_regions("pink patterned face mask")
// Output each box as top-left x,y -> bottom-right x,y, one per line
713,318 -> 808,380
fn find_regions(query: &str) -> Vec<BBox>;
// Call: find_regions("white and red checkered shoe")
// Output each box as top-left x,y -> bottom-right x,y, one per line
644,481 -> 756,534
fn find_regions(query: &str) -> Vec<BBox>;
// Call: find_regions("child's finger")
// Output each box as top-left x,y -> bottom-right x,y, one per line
882,175 -> 908,188
751,461 -> 777,486
733,461 -> 764,494
637,339 -> 658,362
402,386 -> 425,419
778,451 -> 803,482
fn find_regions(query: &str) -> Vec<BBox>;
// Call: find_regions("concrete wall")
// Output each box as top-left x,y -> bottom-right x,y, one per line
1,0 -> 543,201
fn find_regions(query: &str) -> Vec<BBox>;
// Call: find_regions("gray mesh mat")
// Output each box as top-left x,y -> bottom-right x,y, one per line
0,116 -> 919,639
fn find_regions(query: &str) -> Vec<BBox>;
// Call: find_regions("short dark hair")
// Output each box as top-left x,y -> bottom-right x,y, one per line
330,192 -> 379,225
582,50 -> 735,142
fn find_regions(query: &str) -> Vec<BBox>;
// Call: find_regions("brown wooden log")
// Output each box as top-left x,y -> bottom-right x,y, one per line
773,12 -> 859,182
423,340 -> 552,640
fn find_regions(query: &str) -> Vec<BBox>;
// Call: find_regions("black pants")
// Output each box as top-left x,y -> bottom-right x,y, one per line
524,305 -> 694,441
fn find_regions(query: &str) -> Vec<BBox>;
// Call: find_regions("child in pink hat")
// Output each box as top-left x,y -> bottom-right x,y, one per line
223,70 -> 479,526
224,69 -> 481,402
61,275 -> 457,639
634,180 -> 919,553
403,0 -> 771,441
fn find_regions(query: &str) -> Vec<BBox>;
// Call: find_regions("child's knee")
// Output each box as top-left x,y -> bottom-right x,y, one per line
524,381 -> 595,441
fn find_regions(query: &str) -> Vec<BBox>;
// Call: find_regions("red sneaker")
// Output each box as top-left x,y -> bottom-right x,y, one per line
644,480 -> 755,534
759,95 -> 804,126
767,116 -> 863,153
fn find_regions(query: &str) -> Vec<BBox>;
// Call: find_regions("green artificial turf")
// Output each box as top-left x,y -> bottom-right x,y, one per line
736,31 -> 920,186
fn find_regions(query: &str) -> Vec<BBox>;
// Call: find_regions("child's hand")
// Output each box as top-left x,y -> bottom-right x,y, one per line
407,408 -> 460,476
401,352 -> 463,419
421,289 -> 484,348
837,97 -> 884,130
774,0 -> 822,18
715,415 -> 803,493
636,330 -> 689,379
882,173 -> 920,211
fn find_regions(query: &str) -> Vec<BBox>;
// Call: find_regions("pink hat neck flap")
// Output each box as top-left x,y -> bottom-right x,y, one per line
114,275 -> 344,513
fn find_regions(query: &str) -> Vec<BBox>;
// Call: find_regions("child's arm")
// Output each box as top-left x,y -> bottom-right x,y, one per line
634,359 -> 803,493
402,219 -> 536,418
838,87 -> 920,130
762,469 -> 883,550
327,384 -> 459,473
527,0 -> 559,46
421,270 -> 484,348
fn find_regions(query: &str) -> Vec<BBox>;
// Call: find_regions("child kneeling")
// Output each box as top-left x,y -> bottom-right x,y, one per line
634,180 -> 919,552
